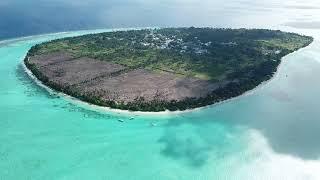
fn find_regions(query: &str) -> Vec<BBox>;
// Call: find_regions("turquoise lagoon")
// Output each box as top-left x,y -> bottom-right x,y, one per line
1,27 -> 320,180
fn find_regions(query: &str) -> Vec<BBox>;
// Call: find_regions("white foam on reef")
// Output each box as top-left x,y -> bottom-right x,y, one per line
227,129 -> 320,180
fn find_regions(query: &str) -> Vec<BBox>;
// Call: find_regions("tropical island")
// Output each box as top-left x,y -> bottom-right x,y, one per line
24,28 -> 313,112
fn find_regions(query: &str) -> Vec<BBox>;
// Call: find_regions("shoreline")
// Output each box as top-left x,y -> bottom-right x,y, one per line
21,29 -> 314,115
22,41 -> 313,116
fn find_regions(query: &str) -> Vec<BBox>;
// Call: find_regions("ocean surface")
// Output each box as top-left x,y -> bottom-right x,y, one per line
1,0 -> 320,180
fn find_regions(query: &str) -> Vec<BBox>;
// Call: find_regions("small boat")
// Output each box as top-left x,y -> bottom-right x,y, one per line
129,117 -> 135,120
118,119 -> 124,122
150,122 -> 157,127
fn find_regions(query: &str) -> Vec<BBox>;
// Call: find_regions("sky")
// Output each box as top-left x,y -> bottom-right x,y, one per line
0,0 -> 320,40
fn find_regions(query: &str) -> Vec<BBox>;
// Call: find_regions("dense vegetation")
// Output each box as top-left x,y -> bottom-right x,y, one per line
25,28 -> 313,111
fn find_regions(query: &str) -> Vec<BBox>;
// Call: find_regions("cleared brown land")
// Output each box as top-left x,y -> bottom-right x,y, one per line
29,52 -> 222,104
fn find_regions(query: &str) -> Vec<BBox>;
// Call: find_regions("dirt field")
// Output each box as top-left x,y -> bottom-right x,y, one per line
29,52 -> 223,104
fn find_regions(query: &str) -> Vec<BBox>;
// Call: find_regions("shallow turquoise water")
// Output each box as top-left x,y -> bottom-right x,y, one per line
1,29 -> 320,180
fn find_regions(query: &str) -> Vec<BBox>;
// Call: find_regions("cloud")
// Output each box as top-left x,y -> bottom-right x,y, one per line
285,5 -> 320,10
284,21 -> 320,29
